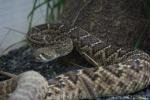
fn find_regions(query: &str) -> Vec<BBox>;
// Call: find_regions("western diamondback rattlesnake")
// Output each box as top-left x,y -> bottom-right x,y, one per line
26,24 -> 150,100
1,23 -> 150,100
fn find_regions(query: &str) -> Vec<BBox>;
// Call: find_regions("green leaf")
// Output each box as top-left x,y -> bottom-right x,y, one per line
47,0 -> 64,22
28,0 -> 64,29
144,0 -> 150,19
28,0 -> 38,30
134,0 -> 150,49
28,0 -> 52,19
134,20 -> 150,49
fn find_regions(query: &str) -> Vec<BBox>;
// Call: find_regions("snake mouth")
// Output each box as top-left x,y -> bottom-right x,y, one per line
34,53 -> 60,63
33,49 -> 73,63
34,49 -> 73,63
32,37 -> 73,63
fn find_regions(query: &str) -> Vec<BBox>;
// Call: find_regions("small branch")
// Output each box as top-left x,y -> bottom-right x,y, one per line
0,71 -> 17,78
71,0 -> 93,26
4,27 -> 26,35
134,20 -> 150,49
0,29 -> 11,49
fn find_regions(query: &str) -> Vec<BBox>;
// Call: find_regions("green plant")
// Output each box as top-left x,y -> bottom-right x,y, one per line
144,0 -> 150,19
28,0 -> 64,30
134,0 -> 150,49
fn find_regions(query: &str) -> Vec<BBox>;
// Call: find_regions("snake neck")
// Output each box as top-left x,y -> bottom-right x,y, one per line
66,27 -> 133,66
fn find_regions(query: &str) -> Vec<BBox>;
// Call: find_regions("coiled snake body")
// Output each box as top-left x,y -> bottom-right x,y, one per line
1,23 -> 150,100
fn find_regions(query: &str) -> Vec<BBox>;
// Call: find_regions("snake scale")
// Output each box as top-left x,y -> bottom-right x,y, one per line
1,23 -> 150,100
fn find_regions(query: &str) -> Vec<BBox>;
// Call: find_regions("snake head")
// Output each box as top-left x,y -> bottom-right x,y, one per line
33,39 -> 73,62
33,47 -> 59,62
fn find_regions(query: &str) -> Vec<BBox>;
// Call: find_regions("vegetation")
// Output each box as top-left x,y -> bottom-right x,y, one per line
134,0 -> 150,49
28,0 -> 64,30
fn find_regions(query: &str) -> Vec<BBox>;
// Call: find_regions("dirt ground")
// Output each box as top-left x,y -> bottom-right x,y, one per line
60,0 -> 150,54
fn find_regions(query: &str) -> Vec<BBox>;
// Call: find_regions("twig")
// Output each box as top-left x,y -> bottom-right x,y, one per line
4,27 -> 26,35
71,0 -> 93,26
94,0 -> 103,13
0,71 -> 17,78
0,39 -> 27,56
0,29 -> 11,49
134,20 -> 150,49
